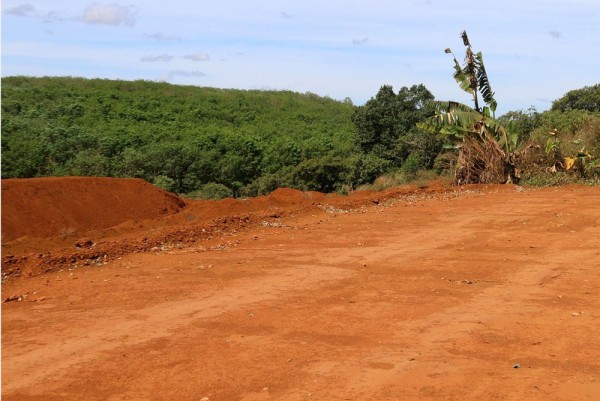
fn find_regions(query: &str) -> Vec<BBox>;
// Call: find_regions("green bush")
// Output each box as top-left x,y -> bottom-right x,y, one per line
349,153 -> 391,187
292,156 -> 353,192
526,110 -> 600,178
185,183 -> 234,200
241,169 -> 294,197
400,151 -> 426,176
153,175 -> 176,192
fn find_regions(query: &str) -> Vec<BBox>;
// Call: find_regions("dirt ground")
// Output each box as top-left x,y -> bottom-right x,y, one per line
2,177 -> 600,400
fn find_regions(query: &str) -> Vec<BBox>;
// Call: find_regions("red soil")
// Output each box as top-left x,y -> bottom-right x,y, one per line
2,177 -> 599,401
2,177 -> 186,242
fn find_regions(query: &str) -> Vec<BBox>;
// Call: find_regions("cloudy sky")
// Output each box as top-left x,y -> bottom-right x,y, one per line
2,1 -> 599,115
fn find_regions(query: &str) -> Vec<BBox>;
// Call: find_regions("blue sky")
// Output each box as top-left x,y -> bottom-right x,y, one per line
2,1 -> 599,115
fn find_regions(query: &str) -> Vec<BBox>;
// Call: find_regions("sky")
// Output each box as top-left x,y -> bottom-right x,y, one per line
2,0 -> 599,115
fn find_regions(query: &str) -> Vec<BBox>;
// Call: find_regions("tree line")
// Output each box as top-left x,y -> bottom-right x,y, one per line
2,76 -> 599,197
1,77 -> 435,196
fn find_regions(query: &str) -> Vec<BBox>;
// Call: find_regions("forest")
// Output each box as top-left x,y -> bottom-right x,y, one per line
2,76 -> 599,198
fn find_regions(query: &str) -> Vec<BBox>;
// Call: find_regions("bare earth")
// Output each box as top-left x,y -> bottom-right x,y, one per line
2,178 -> 600,401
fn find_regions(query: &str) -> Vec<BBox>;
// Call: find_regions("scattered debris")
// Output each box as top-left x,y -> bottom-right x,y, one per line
442,278 -> 477,285
316,204 -> 350,214
3,293 -> 27,303
260,221 -> 285,228
75,239 -> 95,249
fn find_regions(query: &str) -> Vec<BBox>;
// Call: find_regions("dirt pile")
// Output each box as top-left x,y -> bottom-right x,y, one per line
1,177 -> 186,242
1,177 -> 462,279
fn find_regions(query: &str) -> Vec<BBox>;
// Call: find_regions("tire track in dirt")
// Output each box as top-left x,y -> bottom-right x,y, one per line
253,187 -> 600,400
2,264 -> 356,393
278,251 -> 599,401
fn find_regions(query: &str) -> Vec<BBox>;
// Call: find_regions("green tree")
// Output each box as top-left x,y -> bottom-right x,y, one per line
551,84 -> 600,112
497,107 -> 541,145
352,84 -> 434,165
66,150 -> 110,176
292,156 -> 353,192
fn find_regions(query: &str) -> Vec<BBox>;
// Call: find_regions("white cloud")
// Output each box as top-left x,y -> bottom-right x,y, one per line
140,54 -> 174,62
4,3 -> 36,17
82,3 -> 137,26
182,53 -> 210,62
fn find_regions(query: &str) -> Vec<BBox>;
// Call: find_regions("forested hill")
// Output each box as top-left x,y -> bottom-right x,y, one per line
2,76 -> 366,197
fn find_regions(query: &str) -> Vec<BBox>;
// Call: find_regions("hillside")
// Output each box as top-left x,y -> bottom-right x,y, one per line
4,77 -> 599,192
1,76 -> 359,195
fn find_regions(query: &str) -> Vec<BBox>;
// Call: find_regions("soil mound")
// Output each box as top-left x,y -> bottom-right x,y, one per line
1,177 -> 462,279
1,177 -> 185,242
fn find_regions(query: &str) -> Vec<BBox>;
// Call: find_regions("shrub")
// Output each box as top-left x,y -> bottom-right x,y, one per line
401,151 -> 426,176
153,175 -> 176,192
185,182 -> 233,200
525,110 -> 600,178
241,169 -> 294,197
292,156 -> 353,192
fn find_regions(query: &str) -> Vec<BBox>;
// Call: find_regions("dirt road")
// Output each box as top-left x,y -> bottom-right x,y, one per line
2,181 -> 599,400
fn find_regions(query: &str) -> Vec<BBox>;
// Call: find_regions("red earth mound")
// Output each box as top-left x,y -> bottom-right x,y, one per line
1,177 -> 186,242
1,176 -> 458,279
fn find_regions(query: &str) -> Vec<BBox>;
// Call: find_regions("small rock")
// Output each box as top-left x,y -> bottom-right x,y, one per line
75,239 -> 94,249
513,364 -> 521,369
3,294 -> 24,303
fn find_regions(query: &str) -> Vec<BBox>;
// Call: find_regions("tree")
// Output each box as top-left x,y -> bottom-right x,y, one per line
551,84 -> 600,112
292,156 -> 353,192
352,84 -> 434,166
418,31 -> 523,184
497,107 -> 540,145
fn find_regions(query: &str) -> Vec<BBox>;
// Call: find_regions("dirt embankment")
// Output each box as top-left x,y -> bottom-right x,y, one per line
1,177 -> 452,279
1,177 -> 186,242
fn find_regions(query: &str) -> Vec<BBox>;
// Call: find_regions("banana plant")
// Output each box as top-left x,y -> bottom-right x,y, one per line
418,100 -> 519,154
418,31 -> 522,183
444,31 -> 497,117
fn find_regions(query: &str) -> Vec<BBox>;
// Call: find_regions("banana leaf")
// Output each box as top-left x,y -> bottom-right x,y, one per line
474,52 -> 497,114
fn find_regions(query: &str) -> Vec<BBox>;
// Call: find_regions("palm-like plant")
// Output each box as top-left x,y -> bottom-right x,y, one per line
419,31 -> 521,184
